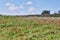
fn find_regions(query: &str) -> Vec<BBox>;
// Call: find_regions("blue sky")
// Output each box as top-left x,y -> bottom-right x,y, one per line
0,0 -> 60,15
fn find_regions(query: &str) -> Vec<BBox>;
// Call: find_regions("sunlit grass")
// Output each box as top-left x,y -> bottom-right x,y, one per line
0,16 -> 60,40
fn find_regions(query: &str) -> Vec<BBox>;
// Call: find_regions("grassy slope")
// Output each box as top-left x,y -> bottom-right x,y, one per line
0,16 -> 60,40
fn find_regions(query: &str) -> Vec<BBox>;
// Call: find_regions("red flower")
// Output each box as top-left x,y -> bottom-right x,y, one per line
13,28 -> 18,33
50,32 -> 54,35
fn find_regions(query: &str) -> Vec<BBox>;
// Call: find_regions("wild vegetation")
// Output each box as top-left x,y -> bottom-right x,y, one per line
0,16 -> 60,40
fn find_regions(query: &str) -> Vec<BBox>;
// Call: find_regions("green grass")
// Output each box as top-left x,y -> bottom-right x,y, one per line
0,16 -> 60,40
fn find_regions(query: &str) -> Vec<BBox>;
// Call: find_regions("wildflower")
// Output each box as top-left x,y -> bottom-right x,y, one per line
50,32 -> 54,35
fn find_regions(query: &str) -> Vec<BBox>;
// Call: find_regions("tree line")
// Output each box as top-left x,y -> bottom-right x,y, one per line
41,10 -> 60,15
40,10 -> 60,17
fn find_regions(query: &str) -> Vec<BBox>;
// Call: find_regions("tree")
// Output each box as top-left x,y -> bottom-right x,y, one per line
58,11 -> 60,14
54,13 -> 57,15
41,10 -> 50,15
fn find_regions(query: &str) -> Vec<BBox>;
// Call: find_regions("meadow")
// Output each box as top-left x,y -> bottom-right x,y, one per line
0,16 -> 60,40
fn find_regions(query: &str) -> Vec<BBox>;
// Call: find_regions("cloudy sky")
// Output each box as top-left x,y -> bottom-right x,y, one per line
0,0 -> 60,15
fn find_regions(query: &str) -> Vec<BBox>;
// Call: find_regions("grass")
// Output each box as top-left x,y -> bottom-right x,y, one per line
0,16 -> 60,40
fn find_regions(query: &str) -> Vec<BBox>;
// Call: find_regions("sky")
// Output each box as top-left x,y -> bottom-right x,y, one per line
0,0 -> 60,15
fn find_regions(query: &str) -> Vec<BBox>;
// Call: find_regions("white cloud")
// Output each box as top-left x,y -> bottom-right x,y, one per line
5,3 -> 11,6
20,11 -> 28,15
5,3 -> 24,11
5,3 -> 18,11
29,13 -> 41,15
8,6 -> 18,11
19,11 -> 26,15
26,1 -> 32,5
28,13 -> 36,15
0,12 -> 11,15
20,5 -> 24,9
28,7 -> 36,12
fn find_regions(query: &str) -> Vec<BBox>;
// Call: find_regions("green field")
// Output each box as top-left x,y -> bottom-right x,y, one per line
0,16 -> 60,40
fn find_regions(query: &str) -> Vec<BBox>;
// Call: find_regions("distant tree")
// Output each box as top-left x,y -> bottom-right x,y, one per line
54,13 -> 57,14
0,14 -> 2,16
41,10 -> 50,15
58,11 -> 60,14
